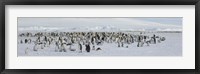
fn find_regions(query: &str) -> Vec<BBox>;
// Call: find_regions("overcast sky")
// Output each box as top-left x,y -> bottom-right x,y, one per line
18,17 -> 182,27
132,17 -> 182,26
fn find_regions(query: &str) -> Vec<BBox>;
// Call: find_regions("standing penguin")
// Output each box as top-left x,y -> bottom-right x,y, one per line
137,35 -> 142,47
25,47 -> 29,55
92,45 -> 95,50
60,43 -> 66,52
20,40 -> 23,44
33,44 -> 38,51
85,44 -> 90,52
25,39 -> 28,44
152,34 -> 156,44
78,43 -> 82,53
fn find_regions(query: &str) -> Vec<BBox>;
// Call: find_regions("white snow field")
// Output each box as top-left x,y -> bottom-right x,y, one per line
17,32 -> 182,56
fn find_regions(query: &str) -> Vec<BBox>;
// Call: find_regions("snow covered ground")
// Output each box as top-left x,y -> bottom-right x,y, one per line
18,32 -> 182,56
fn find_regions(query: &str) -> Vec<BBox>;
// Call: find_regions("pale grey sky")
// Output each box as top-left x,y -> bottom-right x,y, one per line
18,17 -> 182,27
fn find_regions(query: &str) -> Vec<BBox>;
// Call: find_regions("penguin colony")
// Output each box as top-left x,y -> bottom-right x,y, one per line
18,32 -> 166,53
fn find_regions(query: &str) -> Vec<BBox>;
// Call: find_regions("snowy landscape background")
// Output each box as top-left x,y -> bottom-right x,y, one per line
18,18 -> 182,32
17,17 -> 182,56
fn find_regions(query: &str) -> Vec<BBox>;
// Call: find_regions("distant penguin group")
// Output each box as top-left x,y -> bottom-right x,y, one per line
18,32 -> 166,54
